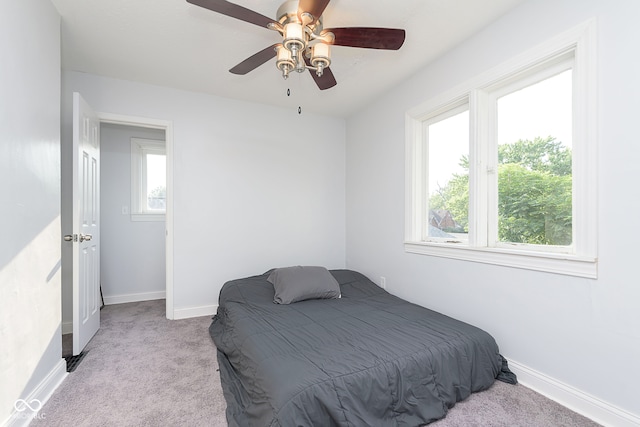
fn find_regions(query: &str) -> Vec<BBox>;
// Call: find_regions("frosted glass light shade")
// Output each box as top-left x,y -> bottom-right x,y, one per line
276,45 -> 294,70
311,42 -> 331,68
283,22 -> 305,52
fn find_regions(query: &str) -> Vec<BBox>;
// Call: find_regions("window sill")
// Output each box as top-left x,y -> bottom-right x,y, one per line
131,213 -> 165,222
404,241 -> 597,278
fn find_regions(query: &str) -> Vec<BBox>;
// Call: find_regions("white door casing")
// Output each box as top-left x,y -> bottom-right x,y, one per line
72,92 -> 100,355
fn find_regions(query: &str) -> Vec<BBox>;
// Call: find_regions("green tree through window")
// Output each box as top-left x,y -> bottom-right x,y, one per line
430,136 -> 572,245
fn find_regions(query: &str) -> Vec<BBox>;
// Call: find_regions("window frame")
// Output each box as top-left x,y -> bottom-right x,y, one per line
131,137 -> 166,222
405,20 -> 597,278
419,100 -> 470,243
487,56 -> 574,253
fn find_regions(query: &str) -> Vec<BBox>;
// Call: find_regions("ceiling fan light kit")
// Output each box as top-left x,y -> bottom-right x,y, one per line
310,42 -> 330,76
187,0 -> 406,90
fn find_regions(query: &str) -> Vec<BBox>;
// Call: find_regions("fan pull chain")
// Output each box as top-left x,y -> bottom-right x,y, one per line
286,87 -> 302,115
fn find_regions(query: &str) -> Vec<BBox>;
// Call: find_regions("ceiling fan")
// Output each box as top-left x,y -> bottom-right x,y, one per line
186,0 -> 406,90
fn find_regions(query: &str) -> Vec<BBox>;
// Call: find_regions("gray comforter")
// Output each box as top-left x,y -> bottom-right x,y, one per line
210,269 -> 509,426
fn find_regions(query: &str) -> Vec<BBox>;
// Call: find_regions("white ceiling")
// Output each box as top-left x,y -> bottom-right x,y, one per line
51,0 -> 525,118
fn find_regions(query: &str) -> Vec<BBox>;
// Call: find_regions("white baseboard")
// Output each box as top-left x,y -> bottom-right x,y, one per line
4,359 -> 67,427
172,304 -> 217,320
61,321 -> 72,335
103,290 -> 166,305
508,359 -> 640,427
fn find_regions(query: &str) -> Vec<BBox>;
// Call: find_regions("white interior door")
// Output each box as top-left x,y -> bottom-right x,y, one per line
72,92 -> 100,355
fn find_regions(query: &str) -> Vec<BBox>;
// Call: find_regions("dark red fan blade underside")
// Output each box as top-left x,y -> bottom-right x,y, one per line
304,56 -> 337,90
186,0 -> 277,28
229,44 -> 278,75
310,67 -> 337,90
325,27 -> 406,50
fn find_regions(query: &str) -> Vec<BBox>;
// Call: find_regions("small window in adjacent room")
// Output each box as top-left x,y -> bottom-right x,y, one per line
131,138 -> 166,221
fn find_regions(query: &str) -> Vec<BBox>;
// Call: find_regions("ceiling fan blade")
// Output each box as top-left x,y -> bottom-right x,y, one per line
298,0 -> 330,26
324,27 -> 406,50
187,0 -> 277,29
229,44 -> 278,75
304,57 -> 336,90
310,68 -> 337,90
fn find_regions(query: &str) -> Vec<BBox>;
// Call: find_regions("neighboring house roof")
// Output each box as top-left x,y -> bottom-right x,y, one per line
428,225 -> 455,238
429,209 -> 460,229
431,209 -> 450,221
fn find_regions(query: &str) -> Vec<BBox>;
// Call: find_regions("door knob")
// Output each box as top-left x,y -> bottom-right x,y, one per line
79,234 -> 93,242
63,234 -> 75,242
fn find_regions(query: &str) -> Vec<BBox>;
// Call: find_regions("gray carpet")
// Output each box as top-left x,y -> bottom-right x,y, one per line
33,300 -> 600,427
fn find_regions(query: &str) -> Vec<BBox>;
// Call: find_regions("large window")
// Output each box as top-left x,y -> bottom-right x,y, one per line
131,138 -> 166,221
405,22 -> 596,277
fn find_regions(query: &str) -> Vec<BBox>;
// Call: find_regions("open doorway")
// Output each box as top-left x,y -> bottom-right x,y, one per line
61,110 -> 174,359
99,123 -> 166,304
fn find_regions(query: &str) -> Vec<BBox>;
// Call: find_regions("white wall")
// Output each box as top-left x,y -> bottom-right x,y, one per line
0,0 -> 66,424
346,0 -> 640,423
100,124 -> 166,302
61,72 -> 346,318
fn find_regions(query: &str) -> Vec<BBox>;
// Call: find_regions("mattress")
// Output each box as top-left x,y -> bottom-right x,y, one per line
210,269 -> 514,426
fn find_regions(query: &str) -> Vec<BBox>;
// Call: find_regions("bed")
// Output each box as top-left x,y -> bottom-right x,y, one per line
210,268 -> 515,426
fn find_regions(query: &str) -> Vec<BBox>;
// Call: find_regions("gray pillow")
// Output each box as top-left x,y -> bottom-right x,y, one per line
267,266 -> 340,304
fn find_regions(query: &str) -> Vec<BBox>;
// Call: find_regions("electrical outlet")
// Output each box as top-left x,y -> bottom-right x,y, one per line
380,276 -> 386,289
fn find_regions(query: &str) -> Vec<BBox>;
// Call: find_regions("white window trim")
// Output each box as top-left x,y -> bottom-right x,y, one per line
131,137 -> 166,222
405,20 -> 597,278
421,102 -> 470,243
131,213 -> 165,222
485,56 -> 574,254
